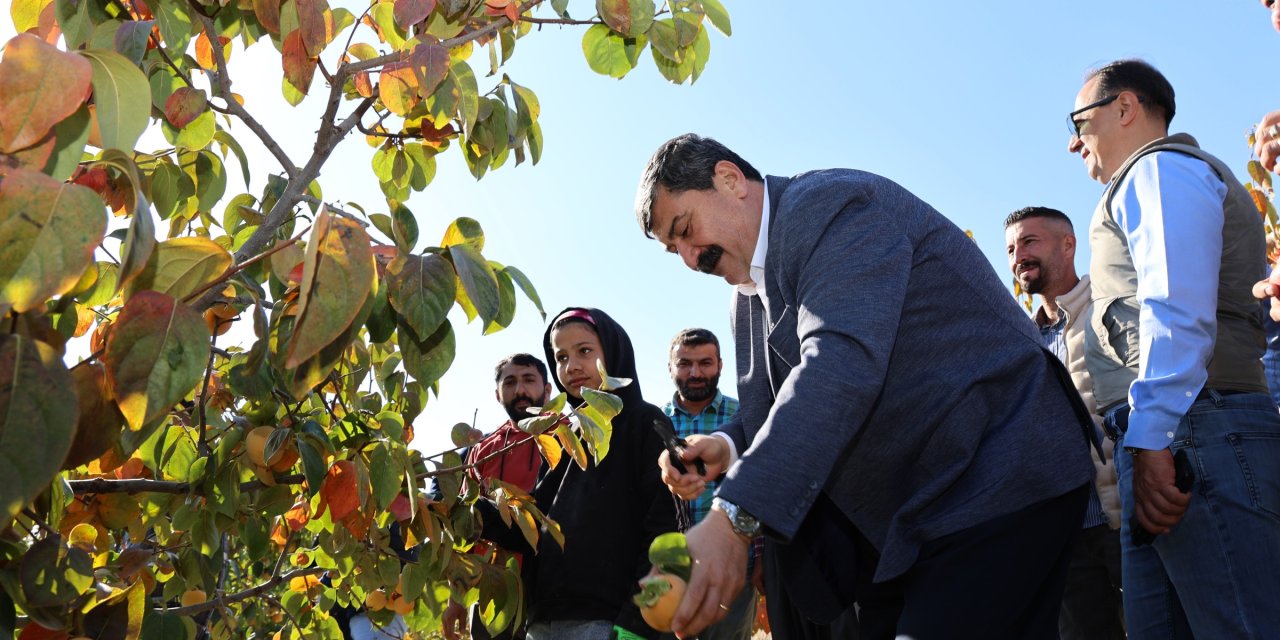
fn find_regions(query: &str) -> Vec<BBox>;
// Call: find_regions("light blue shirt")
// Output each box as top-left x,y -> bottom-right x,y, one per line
1111,151 -> 1226,450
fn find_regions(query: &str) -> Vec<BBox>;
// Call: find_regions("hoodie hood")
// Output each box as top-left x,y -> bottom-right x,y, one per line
542,307 -> 644,409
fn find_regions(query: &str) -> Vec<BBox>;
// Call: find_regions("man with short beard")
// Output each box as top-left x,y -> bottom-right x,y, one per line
1005,207 -> 1122,640
663,329 -> 753,640
442,353 -> 550,640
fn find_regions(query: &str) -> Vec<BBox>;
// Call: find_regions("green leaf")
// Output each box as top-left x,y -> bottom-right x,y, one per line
581,387 -> 623,420
391,200 -> 419,252
648,532 -> 692,581
0,35 -> 92,154
19,535 -> 93,607
366,279 -> 397,343
398,318 -> 454,387
370,1 -> 408,49
149,161 -> 185,220
285,211 -> 376,368
78,262 -> 120,307
0,168 -> 106,314
550,0 -> 570,19
162,107 -> 216,152
141,612 -> 197,640
441,216 -> 485,251
123,237 -> 233,302
483,266 -> 516,334
387,253 -> 455,341
299,435 -> 328,497
103,290 -> 211,431
574,403 -> 612,464
508,78 -> 540,129
153,0 -> 194,53
54,0 -> 92,49
699,0 -> 730,35
214,130 -> 253,191
596,0 -> 654,38
368,443 -> 402,510
117,206 -> 157,294
0,336 -> 77,528
502,265 -> 544,320
79,48 -> 150,153
114,19 -> 154,65
449,243 -> 500,327
582,24 -> 644,79
451,59 -> 480,134
192,150 -> 228,212
42,104 -> 92,181
80,573 -> 146,639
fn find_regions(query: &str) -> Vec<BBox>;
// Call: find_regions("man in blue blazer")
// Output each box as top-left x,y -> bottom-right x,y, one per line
634,134 -> 1097,639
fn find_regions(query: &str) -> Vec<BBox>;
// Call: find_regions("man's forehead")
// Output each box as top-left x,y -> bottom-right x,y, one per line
499,363 -> 542,379
673,343 -> 719,359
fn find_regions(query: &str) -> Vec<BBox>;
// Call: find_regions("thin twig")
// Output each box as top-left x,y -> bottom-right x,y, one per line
182,228 -> 310,305
69,473 -> 306,496
196,346 -> 217,457
193,12 -> 301,178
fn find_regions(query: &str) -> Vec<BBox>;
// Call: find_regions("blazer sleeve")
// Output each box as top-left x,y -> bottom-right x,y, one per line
716,184 -> 912,541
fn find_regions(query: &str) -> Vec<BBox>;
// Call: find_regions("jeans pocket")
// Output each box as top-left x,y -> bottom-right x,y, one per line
1227,432 -> 1280,519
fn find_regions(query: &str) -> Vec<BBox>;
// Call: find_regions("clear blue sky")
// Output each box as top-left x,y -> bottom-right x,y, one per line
8,2 -> 1277,459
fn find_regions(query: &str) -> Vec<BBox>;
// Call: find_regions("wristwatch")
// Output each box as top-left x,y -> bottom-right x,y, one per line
712,497 -> 760,539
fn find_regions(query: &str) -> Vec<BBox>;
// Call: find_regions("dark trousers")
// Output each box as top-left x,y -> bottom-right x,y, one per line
1058,524 -> 1124,640
894,484 -> 1089,640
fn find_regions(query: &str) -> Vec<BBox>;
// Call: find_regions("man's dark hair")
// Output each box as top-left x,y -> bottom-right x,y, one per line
1088,59 -> 1176,128
1003,206 -> 1074,231
493,353 -> 548,384
634,134 -> 764,238
669,328 -> 720,358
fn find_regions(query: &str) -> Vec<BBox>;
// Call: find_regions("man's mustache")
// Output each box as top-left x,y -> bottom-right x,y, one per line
697,245 -> 724,273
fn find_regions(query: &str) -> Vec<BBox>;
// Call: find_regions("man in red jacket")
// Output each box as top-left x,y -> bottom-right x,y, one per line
444,353 -> 550,640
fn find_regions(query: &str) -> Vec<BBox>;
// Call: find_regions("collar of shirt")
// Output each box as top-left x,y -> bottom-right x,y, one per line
736,180 -> 770,297
666,390 -> 726,418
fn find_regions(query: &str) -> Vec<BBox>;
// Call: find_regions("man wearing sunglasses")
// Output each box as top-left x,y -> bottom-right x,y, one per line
1068,59 -> 1280,637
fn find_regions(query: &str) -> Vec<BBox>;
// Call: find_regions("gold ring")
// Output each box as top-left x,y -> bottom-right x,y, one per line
718,603 -> 730,612
1268,124 -> 1280,140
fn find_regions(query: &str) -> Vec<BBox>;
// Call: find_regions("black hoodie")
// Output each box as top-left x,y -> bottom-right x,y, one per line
477,307 -> 685,638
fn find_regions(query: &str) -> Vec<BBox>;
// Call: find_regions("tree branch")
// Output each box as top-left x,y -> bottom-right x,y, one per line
69,473 -> 306,496
193,12 -> 300,178
156,566 -> 326,616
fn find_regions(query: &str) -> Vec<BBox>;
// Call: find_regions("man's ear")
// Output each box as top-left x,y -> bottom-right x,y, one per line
543,383 -> 552,399
715,160 -> 747,197
1063,232 -> 1077,258
1117,91 -> 1143,126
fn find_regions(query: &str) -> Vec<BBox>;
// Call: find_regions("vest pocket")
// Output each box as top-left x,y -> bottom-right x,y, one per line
1093,295 -> 1141,367
767,305 -> 800,369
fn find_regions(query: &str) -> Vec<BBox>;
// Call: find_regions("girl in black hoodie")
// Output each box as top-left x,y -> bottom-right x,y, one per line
477,307 -> 685,640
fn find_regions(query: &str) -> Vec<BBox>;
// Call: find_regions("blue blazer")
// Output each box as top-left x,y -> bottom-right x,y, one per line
717,171 -> 1095,588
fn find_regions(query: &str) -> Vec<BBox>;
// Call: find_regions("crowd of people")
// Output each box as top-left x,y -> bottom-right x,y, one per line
374,7 -> 1280,639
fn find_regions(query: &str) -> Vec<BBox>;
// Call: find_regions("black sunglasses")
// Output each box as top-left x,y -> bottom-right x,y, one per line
1067,94 -> 1119,137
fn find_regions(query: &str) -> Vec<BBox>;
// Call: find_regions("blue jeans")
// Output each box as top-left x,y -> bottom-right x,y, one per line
1109,391 -> 1280,639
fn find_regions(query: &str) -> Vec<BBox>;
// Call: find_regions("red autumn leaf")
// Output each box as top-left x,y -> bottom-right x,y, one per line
409,43 -> 449,98
282,31 -> 318,95
388,493 -> 413,522
354,71 -> 374,98
253,0 -> 282,34
0,34 -> 92,153
394,0 -> 436,30
295,0 -> 332,57
17,622 -> 68,640
320,460 -> 360,522
163,87 -> 208,129
283,499 -> 309,531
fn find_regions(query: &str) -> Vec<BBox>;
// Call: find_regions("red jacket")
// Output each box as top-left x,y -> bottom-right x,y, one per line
465,421 -> 540,493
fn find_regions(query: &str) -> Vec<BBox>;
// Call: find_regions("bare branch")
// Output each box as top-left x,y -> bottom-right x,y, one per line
193,13 -> 300,178
69,473 -> 306,496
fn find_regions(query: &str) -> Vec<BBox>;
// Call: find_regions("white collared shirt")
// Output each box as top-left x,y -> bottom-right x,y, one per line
715,182 -> 772,468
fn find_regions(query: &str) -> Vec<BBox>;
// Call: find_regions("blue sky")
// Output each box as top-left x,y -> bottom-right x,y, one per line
7,2 -> 1278,458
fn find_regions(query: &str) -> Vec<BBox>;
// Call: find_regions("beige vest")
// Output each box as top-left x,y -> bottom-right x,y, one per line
1087,133 -> 1268,410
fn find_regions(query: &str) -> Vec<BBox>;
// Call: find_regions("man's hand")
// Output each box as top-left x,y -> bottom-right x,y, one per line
1256,110 -> 1280,172
1131,448 -> 1192,535
658,434 -> 728,500
1254,276 -> 1280,322
671,510 -> 749,638
442,600 -> 467,640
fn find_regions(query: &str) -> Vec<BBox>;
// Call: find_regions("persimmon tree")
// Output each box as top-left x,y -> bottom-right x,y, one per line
0,0 -> 730,637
